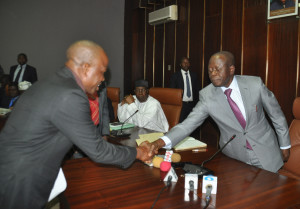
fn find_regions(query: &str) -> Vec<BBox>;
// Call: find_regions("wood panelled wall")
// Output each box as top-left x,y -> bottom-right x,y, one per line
125,0 -> 300,146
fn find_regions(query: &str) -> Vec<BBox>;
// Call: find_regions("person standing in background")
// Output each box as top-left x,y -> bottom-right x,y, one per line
170,57 -> 200,122
9,53 -> 37,84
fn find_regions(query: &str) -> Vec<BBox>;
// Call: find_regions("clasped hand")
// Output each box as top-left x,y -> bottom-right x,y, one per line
136,139 -> 165,163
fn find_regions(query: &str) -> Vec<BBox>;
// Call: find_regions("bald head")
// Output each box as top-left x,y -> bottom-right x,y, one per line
66,40 -> 105,67
211,51 -> 235,67
65,40 -> 108,95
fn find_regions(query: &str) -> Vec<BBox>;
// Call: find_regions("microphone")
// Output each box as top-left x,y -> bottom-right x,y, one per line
183,134 -> 236,177
116,110 -> 138,137
189,180 -> 194,190
167,175 -> 172,187
204,184 -> 212,209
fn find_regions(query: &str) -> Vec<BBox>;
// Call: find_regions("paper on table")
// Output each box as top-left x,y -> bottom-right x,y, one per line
173,136 -> 207,151
136,132 -> 164,146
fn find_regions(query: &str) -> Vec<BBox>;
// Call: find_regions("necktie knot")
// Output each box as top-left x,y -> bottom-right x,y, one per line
224,88 -> 232,97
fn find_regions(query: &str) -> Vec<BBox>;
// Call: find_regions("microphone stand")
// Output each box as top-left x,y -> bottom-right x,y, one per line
183,135 -> 236,177
118,110 -> 138,136
201,134 -> 236,167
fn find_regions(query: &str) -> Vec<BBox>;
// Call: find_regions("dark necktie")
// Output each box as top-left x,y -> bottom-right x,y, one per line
14,65 -> 23,83
224,88 -> 252,149
185,72 -> 191,98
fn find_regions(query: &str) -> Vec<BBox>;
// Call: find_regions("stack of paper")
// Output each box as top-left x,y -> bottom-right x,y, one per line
136,132 -> 164,145
173,137 -> 207,151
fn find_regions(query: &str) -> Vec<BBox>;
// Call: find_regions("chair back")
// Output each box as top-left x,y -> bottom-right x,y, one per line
107,87 -> 120,122
149,87 -> 182,129
281,97 -> 300,179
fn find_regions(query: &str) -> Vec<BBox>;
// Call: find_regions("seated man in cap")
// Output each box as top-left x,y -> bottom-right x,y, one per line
118,80 -> 169,132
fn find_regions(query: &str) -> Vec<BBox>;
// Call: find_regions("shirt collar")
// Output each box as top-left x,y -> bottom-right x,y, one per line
221,76 -> 238,92
66,67 -> 85,91
18,64 -> 26,69
181,69 -> 189,74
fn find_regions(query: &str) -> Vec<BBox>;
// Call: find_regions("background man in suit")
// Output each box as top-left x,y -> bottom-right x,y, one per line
150,51 -> 290,173
170,57 -> 200,122
9,53 -> 38,84
0,40 -> 151,209
0,82 -> 20,109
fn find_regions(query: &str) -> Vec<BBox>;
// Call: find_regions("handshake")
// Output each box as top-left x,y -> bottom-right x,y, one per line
136,139 -> 166,162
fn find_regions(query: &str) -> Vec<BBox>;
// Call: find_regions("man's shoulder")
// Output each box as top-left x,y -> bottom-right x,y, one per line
10,65 -> 18,70
26,65 -> 37,71
236,75 -> 262,84
147,96 -> 162,106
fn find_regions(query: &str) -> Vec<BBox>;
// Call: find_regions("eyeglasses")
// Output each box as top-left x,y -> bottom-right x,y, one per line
134,88 -> 147,93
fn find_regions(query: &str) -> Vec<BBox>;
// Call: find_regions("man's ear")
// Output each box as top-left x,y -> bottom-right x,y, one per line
229,65 -> 235,75
82,63 -> 90,77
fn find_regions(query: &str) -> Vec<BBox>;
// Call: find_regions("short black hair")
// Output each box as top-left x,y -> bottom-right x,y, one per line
18,53 -> 28,61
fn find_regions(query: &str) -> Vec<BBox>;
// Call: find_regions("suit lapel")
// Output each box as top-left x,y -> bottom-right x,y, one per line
236,76 -> 251,129
214,86 -> 243,129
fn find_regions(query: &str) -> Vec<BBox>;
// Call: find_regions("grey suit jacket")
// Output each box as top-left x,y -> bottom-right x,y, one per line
0,67 -> 136,209
166,75 -> 290,173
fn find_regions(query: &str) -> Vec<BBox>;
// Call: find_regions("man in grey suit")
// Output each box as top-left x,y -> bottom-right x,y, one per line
149,51 -> 290,173
0,40 -> 151,209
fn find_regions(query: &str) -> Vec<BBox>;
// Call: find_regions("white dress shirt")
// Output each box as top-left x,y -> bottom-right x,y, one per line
13,64 -> 26,83
181,69 -> 193,102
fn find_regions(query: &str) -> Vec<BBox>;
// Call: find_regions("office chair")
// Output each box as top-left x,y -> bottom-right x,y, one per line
106,87 -> 120,122
279,97 -> 300,180
149,87 -> 182,129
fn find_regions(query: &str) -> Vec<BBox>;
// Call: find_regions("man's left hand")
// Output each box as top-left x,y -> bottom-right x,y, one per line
281,148 -> 290,162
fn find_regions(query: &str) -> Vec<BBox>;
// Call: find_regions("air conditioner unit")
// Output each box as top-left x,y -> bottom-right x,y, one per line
149,5 -> 178,26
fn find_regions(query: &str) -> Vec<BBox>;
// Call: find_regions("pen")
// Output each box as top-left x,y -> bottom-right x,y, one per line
192,149 -> 207,153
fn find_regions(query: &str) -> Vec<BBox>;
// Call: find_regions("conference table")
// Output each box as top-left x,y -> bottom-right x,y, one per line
62,127 -> 300,209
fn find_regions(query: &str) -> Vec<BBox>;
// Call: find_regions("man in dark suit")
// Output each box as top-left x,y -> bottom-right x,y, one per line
0,40 -> 151,209
9,53 -> 38,84
0,82 -> 20,109
170,57 -> 200,122
150,51 -> 290,173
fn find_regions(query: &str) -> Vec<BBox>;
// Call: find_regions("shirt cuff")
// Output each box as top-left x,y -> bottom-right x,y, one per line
280,145 -> 291,149
160,136 -> 172,149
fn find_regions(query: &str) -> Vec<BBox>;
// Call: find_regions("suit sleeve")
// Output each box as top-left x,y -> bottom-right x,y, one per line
30,67 -> 38,83
51,90 -> 136,169
165,91 -> 209,146
259,79 -> 290,147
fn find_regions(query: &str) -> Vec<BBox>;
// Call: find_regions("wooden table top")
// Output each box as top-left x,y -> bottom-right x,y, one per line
62,127 -> 300,209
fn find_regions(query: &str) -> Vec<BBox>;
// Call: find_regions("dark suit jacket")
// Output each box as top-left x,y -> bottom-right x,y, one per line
0,67 -> 136,209
0,95 -> 19,108
9,64 -> 38,83
170,70 -> 200,104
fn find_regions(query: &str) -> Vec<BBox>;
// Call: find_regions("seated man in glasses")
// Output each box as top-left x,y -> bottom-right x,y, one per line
118,80 -> 169,132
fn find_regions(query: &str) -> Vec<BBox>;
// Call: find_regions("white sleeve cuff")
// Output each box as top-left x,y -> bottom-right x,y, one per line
160,136 -> 172,149
280,145 -> 291,149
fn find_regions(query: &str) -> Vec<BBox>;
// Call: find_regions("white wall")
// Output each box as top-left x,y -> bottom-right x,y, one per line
0,0 -> 124,90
